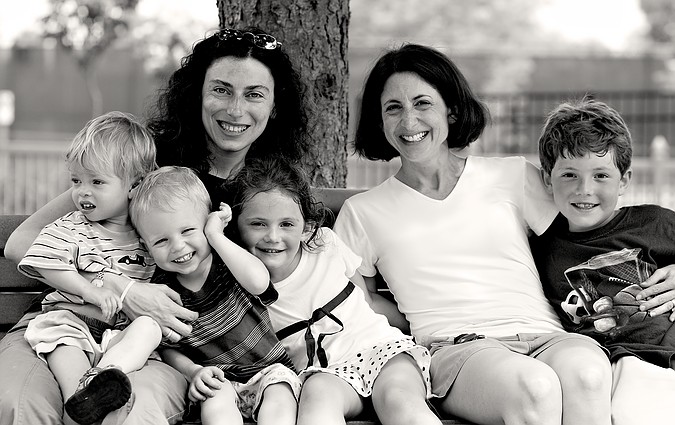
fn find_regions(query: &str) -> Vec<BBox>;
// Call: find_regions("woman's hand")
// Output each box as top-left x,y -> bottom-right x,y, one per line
637,264 -> 675,321
188,366 -> 226,402
122,282 -> 198,341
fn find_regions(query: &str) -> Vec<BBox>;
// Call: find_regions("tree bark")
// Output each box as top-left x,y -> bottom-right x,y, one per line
217,0 -> 349,188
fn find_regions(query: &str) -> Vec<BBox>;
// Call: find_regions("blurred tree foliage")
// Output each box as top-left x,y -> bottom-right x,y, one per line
640,0 -> 675,44
42,0 -> 139,117
640,0 -> 675,90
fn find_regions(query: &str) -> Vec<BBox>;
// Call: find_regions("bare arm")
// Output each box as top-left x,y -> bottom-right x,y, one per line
162,348 -> 225,402
34,267 -> 121,322
205,203 -> 270,295
101,273 -> 198,340
356,274 -> 410,334
161,348 -> 202,381
5,189 -> 76,263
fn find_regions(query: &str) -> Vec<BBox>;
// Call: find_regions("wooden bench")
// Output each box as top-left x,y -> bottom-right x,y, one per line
0,188 -> 471,425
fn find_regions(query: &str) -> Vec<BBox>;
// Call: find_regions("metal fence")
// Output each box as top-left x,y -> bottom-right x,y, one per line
2,91 -> 675,214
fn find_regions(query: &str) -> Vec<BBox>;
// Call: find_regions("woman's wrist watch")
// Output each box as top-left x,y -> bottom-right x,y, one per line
91,271 -> 105,287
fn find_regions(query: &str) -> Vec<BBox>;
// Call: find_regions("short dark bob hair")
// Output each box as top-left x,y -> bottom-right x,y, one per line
354,44 -> 489,161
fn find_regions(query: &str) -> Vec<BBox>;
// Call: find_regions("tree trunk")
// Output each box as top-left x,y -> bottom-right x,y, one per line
217,0 -> 350,188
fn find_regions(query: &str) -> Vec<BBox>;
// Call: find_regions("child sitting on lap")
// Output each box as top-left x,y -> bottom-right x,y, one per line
130,166 -> 300,425
19,111 -> 160,425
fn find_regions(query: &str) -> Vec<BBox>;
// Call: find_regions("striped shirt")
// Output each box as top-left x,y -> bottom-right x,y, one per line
18,211 -> 155,338
154,255 -> 296,382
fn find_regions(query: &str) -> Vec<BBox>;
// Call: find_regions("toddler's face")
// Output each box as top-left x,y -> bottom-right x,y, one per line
135,198 -> 211,278
236,189 -> 310,282
69,163 -> 131,229
543,150 -> 631,232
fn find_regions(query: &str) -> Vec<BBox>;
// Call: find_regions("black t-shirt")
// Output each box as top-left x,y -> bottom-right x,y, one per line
530,204 -> 675,366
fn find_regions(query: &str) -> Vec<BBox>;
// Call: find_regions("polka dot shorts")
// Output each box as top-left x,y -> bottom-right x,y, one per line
300,336 -> 432,398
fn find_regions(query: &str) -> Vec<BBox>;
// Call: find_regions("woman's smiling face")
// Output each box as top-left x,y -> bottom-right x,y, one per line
380,72 -> 453,163
201,56 -> 275,158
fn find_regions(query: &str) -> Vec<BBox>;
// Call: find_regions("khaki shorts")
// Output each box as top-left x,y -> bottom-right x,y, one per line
232,363 -> 302,420
429,332 -> 604,398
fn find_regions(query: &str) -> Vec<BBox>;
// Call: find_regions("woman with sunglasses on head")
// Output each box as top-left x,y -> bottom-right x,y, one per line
1,27 -> 308,425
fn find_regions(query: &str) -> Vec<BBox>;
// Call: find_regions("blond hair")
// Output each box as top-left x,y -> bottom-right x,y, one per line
66,111 -> 157,184
129,166 -> 211,229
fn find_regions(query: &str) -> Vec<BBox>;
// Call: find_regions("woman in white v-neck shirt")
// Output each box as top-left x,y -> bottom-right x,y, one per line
334,43 -> 613,425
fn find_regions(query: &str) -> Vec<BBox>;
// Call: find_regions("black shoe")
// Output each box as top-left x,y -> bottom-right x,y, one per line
65,365 -> 132,425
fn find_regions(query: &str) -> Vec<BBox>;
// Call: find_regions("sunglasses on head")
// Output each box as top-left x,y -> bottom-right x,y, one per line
217,28 -> 282,50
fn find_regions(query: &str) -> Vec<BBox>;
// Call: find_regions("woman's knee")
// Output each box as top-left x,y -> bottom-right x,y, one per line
547,345 -> 612,393
516,365 -> 562,406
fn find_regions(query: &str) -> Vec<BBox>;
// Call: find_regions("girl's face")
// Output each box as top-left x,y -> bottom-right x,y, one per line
380,72 -> 453,163
543,151 -> 631,232
237,189 -> 311,282
69,163 -> 132,230
201,56 -> 275,162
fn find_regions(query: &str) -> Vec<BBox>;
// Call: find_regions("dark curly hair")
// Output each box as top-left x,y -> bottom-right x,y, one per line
354,43 -> 490,161
229,157 -> 329,251
147,27 -> 309,175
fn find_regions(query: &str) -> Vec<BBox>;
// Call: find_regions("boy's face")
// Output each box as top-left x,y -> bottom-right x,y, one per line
543,150 -> 631,232
69,164 -> 132,228
135,198 -> 211,278
236,189 -> 311,283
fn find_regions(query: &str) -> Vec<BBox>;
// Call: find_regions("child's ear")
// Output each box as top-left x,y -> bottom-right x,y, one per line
302,221 -> 316,242
540,168 -> 554,194
618,168 -> 633,196
128,178 -> 142,200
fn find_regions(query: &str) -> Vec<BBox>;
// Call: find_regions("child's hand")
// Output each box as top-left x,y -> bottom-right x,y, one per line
204,202 -> 233,240
85,287 -> 122,322
188,366 -> 226,402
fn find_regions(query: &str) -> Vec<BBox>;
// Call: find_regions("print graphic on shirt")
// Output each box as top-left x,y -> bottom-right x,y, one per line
561,248 -> 654,333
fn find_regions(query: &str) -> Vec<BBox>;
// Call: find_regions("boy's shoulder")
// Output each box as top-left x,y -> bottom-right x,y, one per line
622,203 -> 675,223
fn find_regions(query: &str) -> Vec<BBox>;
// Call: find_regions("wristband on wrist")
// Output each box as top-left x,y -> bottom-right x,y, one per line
120,280 -> 136,304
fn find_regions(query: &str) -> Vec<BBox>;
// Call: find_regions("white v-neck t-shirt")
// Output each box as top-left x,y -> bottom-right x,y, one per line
334,155 -> 563,339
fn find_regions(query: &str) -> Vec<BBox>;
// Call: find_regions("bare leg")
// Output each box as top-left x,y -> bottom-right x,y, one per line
439,347 -> 563,425
97,316 -> 162,373
100,359 -> 187,425
537,339 -> 611,425
610,356 -> 675,425
371,353 -> 441,425
257,382 -> 297,425
201,379 -> 243,425
45,345 -> 92,425
297,373 -> 363,425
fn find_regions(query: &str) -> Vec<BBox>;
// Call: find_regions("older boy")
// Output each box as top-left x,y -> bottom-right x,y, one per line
531,97 -> 675,369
